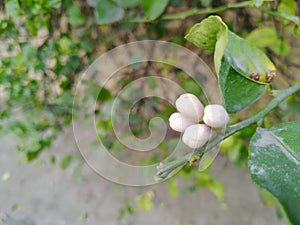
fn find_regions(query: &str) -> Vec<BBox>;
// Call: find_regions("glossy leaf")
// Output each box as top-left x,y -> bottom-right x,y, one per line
141,0 -> 170,20
94,0 -> 124,24
225,31 -> 275,83
249,121 -> 300,225
185,16 -> 276,82
219,58 -> 267,113
185,16 -> 276,112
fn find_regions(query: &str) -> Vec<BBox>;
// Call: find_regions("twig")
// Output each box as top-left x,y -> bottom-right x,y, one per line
157,82 -> 300,179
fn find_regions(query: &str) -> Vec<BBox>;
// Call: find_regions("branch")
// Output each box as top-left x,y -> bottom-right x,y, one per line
259,8 -> 300,26
161,1 -> 254,20
130,1 -> 300,26
127,1 -> 254,23
156,82 -> 300,179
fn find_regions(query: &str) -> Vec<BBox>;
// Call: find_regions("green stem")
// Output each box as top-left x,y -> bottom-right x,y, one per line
259,8 -> 300,25
162,1 -> 254,20
195,82 -> 300,157
157,82 -> 300,179
128,1 -> 254,23
162,3 -> 299,25
128,1 -> 299,25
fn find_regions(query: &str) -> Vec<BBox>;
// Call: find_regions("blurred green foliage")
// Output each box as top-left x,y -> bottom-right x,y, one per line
0,0 -> 300,223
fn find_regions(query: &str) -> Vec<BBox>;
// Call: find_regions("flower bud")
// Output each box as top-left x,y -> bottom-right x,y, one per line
182,124 -> 212,149
175,93 -> 204,122
169,112 -> 195,132
203,104 -> 229,129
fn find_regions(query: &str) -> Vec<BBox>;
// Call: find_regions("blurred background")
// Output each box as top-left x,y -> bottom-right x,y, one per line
0,0 -> 300,224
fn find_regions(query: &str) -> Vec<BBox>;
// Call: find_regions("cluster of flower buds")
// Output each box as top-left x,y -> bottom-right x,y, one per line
169,93 -> 229,149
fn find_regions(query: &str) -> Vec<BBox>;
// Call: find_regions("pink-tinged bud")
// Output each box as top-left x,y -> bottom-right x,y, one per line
203,104 -> 229,129
175,93 -> 204,122
182,124 -> 212,149
169,112 -> 195,132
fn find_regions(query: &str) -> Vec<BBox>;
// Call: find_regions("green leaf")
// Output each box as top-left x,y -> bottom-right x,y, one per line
48,0 -> 61,9
200,0 -> 212,7
220,133 -> 245,165
207,179 -> 224,203
225,31 -> 276,83
67,3 -> 86,27
269,40 -> 290,56
185,16 -> 277,112
294,26 -> 300,40
182,80 -> 205,98
246,27 -> 278,48
1,172 -> 10,181
219,58 -> 267,113
118,199 -> 135,221
185,16 -> 276,82
141,0 -> 170,20
5,0 -> 21,17
0,19 -> 18,38
50,155 -> 56,164
246,27 -> 291,56
135,191 -> 154,212
114,0 -> 140,8
86,82 -> 112,102
58,36 -> 73,54
249,121 -> 300,225
185,16 -> 228,74
168,178 -> 179,198
26,149 -> 42,161
94,0 -> 124,24
278,0 -> 296,16
194,171 -> 224,202
60,155 -> 73,170
97,87 -> 112,102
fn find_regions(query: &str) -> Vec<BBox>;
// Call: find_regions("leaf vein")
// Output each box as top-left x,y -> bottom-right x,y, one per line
270,132 -> 300,166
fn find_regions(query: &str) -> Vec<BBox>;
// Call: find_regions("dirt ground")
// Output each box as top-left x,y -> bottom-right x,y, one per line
0,128 -> 286,225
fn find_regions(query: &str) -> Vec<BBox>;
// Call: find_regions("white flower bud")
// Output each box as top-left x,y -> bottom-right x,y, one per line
182,124 -> 212,149
203,104 -> 229,129
175,93 -> 204,122
169,112 -> 195,132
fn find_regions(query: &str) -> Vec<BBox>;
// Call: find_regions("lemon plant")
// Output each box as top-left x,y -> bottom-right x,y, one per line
1,1 -> 300,224
157,16 -> 300,225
